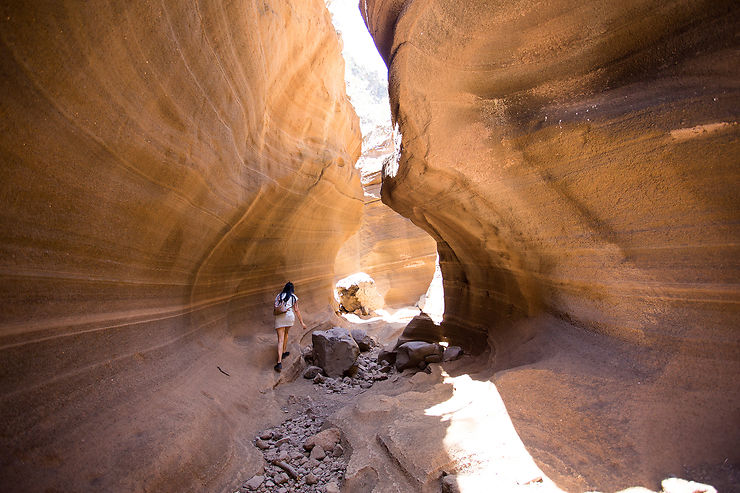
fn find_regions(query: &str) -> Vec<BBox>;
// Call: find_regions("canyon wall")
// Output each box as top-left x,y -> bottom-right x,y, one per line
0,1 -> 361,491
363,0 -> 739,490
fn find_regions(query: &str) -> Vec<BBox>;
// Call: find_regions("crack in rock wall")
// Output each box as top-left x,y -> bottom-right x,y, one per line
0,1 -> 361,491
362,0 -> 740,490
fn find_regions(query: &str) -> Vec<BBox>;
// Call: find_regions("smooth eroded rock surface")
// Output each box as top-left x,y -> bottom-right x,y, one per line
0,1 -> 361,491
363,0 -> 740,490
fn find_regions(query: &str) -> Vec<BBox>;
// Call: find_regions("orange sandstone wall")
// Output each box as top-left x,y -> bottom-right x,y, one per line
363,0 -> 740,489
364,0 -> 739,360
0,1 -> 361,491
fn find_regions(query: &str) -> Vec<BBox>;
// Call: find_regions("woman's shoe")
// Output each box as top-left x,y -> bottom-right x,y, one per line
282,351 -> 290,358
274,362 -> 282,372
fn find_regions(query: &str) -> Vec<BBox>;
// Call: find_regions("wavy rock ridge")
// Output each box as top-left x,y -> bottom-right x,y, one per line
0,1 -> 361,491
363,0 -> 739,490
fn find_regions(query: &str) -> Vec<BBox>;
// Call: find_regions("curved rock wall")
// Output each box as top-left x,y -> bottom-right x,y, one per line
0,1 -> 361,491
363,0 -> 739,490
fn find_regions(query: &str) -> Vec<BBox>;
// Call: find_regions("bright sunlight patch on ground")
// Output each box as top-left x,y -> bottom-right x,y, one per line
426,371 -> 721,493
425,370 -> 565,492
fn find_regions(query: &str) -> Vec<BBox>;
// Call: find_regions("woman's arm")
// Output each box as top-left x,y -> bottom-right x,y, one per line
293,302 -> 307,329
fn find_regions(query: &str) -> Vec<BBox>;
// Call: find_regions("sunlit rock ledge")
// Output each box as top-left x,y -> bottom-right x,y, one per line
0,1 -> 361,491
363,0 -> 739,490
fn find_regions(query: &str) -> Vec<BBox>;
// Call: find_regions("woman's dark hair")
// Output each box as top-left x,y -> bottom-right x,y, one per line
280,282 -> 295,302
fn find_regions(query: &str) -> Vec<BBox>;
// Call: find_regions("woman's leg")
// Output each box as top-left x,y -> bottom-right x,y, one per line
282,327 -> 290,355
276,327 -> 286,363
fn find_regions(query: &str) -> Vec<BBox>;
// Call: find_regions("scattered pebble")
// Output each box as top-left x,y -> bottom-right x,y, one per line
245,395 -> 350,492
309,445 -> 326,461
241,346 -> 410,492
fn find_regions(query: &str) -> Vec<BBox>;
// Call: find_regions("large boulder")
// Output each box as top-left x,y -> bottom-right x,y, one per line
312,327 -> 360,377
395,313 -> 443,347
395,341 -> 444,371
335,272 -> 384,314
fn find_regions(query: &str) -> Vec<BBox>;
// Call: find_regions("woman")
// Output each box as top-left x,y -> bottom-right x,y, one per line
273,282 -> 306,371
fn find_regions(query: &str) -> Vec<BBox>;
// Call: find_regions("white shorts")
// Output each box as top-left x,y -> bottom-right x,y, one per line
274,310 -> 295,329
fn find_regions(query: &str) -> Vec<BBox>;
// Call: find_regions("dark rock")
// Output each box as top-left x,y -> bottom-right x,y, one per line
425,353 -> 443,363
395,312 -> 443,347
304,428 -> 341,451
350,328 -> 375,351
313,373 -> 325,384
305,473 -> 318,485
395,341 -> 443,371
245,475 -> 264,490
443,346 -> 463,361
303,365 -> 323,379
309,444 -> 326,460
312,327 -> 360,378
377,350 -> 396,366
275,473 -> 288,485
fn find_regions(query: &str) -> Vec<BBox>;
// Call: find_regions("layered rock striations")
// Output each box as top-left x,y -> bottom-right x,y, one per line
363,0 -> 739,490
0,1 -> 361,491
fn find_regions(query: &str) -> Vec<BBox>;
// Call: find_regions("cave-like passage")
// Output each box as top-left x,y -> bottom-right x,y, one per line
326,1 -> 442,330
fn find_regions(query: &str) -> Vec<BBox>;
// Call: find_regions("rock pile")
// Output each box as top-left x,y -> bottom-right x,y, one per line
243,413 -> 346,493
308,349 -> 392,394
379,341 -> 463,372
301,328 -> 400,394
304,331 -> 463,394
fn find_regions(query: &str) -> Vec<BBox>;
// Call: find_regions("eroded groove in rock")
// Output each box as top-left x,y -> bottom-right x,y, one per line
0,1 -> 361,491
363,0 -> 740,490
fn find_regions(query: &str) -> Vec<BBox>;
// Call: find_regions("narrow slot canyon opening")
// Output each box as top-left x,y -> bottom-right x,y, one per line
326,0 -> 443,337
1,1 -> 737,493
